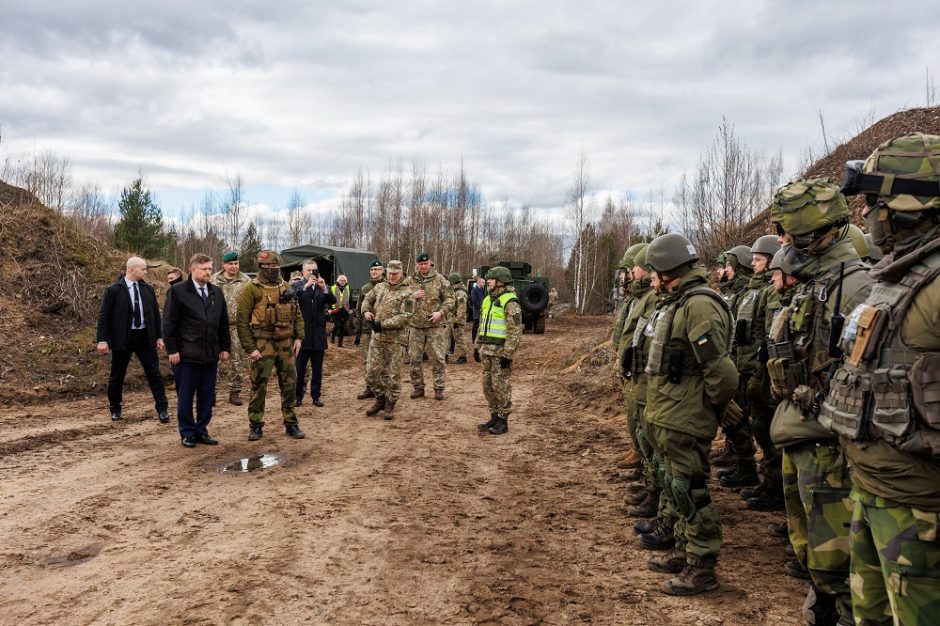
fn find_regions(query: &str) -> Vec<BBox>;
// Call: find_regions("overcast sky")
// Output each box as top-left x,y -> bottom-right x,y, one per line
1,1 -> 938,224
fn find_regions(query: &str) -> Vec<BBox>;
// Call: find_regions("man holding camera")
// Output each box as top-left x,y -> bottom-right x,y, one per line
236,250 -> 305,441
294,259 -> 335,408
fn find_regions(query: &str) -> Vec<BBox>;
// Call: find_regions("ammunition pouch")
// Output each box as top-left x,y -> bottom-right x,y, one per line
621,345 -> 635,379
819,367 -> 870,440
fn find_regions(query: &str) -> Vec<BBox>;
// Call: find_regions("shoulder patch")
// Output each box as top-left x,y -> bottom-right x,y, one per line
687,320 -> 723,363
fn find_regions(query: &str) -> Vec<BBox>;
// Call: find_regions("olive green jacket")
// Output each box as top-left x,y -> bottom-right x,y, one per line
403,269 -> 455,329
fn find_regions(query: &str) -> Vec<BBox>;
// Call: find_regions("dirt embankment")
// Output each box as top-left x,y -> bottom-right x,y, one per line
0,314 -> 802,625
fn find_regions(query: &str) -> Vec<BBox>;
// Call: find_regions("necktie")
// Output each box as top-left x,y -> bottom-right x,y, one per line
132,282 -> 142,328
199,286 -> 208,303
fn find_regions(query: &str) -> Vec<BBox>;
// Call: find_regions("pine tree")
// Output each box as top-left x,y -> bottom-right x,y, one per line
113,177 -> 168,258
239,221 -> 263,272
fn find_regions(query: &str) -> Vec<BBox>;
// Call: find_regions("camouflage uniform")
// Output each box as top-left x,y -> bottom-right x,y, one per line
236,272 -> 304,429
766,179 -> 873,623
211,269 -> 250,392
449,280 -> 470,360
819,135 -> 940,626
475,283 -> 522,429
357,275 -> 386,386
404,268 -> 455,393
361,272 -> 414,404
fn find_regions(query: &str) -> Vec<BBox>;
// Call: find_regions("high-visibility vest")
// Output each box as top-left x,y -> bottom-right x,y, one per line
479,291 -> 518,343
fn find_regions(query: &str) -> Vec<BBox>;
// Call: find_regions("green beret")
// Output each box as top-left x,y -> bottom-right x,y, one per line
370,259 -> 384,268
416,252 -> 430,262
222,251 -> 238,262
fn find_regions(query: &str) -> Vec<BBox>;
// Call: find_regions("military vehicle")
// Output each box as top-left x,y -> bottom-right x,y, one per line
479,261 -> 550,334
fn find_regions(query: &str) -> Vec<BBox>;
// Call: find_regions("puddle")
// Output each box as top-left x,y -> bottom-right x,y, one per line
221,454 -> 282,473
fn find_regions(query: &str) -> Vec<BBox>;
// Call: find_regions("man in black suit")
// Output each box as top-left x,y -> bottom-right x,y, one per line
96,256 -> 169,422
294,259 -> 336,407
163,253 -> 231,448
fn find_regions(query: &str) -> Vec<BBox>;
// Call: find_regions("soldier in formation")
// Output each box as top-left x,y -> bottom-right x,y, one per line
211,251 -> 250,406
474,266 -> 522,435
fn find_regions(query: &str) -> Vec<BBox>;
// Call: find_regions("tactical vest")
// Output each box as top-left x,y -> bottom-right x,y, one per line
734,288 -> 760,346
478,292 -> 518,344
644,286 -> 730,379
821,248 -> 940,457
249,282 -> 297,341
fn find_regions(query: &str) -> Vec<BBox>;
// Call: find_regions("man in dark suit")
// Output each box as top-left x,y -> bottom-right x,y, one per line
294,259 -> 336,407
96,256 -> 169,422
163,253 -> 231,448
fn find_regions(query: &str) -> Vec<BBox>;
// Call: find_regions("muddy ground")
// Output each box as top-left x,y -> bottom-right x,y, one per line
0,315 -> 803,625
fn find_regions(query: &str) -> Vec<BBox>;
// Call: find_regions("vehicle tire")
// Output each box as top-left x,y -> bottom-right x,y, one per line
520,283 -> 549,313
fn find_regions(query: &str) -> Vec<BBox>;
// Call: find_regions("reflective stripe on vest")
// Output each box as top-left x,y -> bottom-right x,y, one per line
479,292 -> 518,341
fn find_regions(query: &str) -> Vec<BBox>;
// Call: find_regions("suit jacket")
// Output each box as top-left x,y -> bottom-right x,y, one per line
162,277 -> 231,364
96,276 -> 162,350
298,283 -> 337,351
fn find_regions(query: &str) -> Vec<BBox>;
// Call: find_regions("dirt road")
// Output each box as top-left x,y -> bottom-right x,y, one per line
0,316 -> 802,625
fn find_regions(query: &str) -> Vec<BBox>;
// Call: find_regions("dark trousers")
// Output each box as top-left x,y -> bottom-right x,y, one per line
471,318 -> 480,343
295,348 -> 325,401
107,329 -> 168,413
175,361 -> 218,438
331,310 -> 349,344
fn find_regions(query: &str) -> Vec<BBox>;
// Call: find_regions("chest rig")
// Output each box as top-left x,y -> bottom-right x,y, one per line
644,287 -> 730,383
249,282 -> 297,340
821,247 -> 940,457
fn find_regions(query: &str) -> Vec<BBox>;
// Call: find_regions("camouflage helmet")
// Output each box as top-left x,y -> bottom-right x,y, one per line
633,245 -> 649,270
645,233 -> 699,274
749,235 -> 780,258
770,178 -> 849,238
486,266 -> 513,284
725,245 -> 754,270
447,272 -> 462,284
256,249 -> 282,266
769,246 -> 796,275
863,232 -> 884,262
845,224 -> 868,258
619,243 -> 647,270
841,133 -> 940,211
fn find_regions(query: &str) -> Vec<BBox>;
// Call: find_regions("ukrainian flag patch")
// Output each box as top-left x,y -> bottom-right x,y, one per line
696,335 -> 709,346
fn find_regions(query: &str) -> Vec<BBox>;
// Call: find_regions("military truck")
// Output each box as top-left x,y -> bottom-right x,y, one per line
479,261 -> 550,334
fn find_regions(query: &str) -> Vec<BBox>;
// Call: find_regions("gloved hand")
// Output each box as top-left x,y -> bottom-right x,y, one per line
373,320 -> 383,333
499,357 -> 512,369
718,400 -> 744,427
473,349 -> 481,363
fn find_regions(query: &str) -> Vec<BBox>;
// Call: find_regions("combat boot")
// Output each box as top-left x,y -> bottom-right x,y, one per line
229,390 -> 243,406
455,356 -> 467,364
356,388 -> 375,400
337,336 -> 344,348
627,489 -> 660,517
285,423 -> 306,439
648,549 -> 687,574
634,516 -> 663,535
801,584 -> 838,626
740,481 -> 766,500
619,466 -> 645,481
383,401 -> 396,420
624,480 -> 647,496
366,397 -> 387,416
488,417 -> 508,435
434,389 -> 444,401
616,448 -> 643,469
662,564 -> 719,596
478,413 -> 498,431
639,522 -> 675,550
410,388 -> 425,399
767,521 -> 788,538
784,559 -> 811,580
719,464 -> 760,489
746,490 -> 785,512
248,423 -> 263,441
711,444 -> 737,468
626,486 -> 650,505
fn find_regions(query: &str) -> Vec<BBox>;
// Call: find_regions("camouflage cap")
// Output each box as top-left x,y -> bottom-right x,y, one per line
844,133 -> 940,211
222,251 -> 238,262
447,272 -> 462,283
256,249 -> 282,266
770,178 -> 849,237
386,260 -> 404,273
619,243 -> 647,270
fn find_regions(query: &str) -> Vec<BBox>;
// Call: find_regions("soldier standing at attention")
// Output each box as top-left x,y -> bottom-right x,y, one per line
822,134 -> 940,626
355,260 -> 386,399
448,273 -> 470,364
211,251 -> 250,406
765,179 -> 872,626
475,266 -> 522,436
405,252 -> 455,401
639,233 -> 739,596
361,260 -> 414,420
236,250 -> 306,441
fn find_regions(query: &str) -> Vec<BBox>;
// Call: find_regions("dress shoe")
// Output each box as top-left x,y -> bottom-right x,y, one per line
157,410 -> 170,424
312,399 -> 324,407
248,424 -> 263,441
410,388 -> 425,399
356,388 -> 375,400
434,389 -> 445,401
110,411 -> 123,422
195,433 -> 219,445
228,390 -> 243,406
286,423 -> 306,439
181,436 -> 196,448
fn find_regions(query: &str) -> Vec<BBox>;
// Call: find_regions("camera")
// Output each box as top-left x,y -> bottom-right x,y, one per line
311,269 -> 319,278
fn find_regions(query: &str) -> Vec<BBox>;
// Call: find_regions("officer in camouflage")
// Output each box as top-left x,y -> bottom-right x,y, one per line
361,260 -> 415,420
475,266 -> 522,436
405,252 -> 455,400
447,273 -> 470,364
211,251 -> 250,406
822,133 -> 940,626
766,178 -> 873,626
236,250 -> 306,441
355,259 -> 386,400
638,233 -> 739,596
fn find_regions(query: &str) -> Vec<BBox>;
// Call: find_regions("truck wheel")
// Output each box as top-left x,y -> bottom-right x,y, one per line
520,283 -> 549,313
